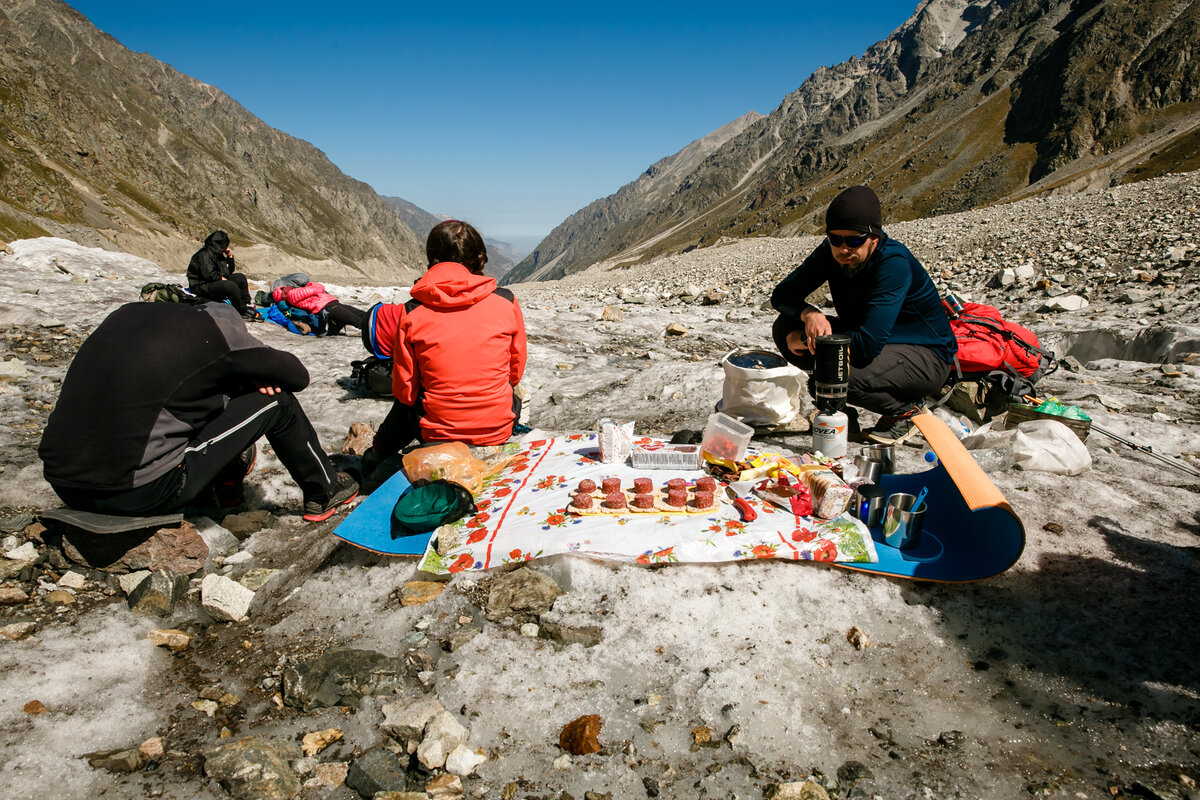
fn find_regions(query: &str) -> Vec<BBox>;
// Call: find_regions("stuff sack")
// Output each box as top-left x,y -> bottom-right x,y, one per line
349,356 -> 394,397
140,282 -> 199,304
392,479 -> 477,535
716,349 -> 803,426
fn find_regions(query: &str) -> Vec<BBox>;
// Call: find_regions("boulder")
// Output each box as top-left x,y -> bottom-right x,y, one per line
203,737 -> 302,800
445,744 -> 488,776
219,510 -> 274,540
341,422 -> 375,456
485,567 -> 563,623
380,691 -> 445,745
559,714 -> 602,755
62,521 -> 207,575
282,649 -> 410,711
346,747 -> 407,798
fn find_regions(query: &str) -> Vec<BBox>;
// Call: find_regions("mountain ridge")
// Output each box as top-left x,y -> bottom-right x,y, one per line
0,0 -> 425,284
506,0 -> 1200,284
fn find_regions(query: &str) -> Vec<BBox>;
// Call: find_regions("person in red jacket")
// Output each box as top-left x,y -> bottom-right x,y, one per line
366,220 -> 526,468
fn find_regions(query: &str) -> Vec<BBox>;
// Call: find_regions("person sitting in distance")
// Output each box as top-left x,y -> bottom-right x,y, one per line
770,186 -> 958,444
187,230 -> 260,321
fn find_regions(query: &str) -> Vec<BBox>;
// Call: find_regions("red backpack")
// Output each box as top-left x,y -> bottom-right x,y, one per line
946,301 -> 1054,400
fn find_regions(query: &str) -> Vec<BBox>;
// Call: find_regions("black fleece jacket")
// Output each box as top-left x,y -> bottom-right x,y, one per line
187,231 -> 237,290
39,302 -> 308,492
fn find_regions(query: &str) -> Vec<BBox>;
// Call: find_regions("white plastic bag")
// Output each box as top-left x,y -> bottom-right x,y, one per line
716,350 -> 803,425
962,419 -> 1091,475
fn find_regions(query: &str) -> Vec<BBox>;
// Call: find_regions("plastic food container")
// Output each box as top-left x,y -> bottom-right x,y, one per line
701,412 -> 754,462
630,443 -> 702,470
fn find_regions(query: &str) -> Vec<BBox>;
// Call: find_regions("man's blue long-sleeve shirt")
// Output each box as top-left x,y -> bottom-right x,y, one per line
770,234 -> 957,368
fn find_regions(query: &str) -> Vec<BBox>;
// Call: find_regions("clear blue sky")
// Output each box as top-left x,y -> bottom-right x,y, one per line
70,1 -> 917,253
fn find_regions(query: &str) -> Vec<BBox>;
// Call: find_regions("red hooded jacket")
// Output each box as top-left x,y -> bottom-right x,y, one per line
392,262 -> 526,445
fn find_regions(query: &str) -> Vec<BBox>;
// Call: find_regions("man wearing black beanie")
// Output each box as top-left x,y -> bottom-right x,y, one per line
770,186 -> 957,444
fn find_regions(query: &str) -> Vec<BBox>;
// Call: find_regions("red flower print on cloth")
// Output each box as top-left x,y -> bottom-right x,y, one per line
465,528 -> 489,545
448,553 -> 475,573
466,512 -> 491,528
750,544 -> 777,559
543,511 -> 568,528
812,539 -> 838,561
792,525 -> 819,543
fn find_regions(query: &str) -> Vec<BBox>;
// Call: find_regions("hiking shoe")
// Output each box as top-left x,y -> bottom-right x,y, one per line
302,472 -> 359,522
239,444 -> 257,475
868,407 -> 924,445
210,445 -> 257,507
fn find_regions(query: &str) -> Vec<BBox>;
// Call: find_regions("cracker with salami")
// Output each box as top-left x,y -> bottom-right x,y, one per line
568,476 -> 723,516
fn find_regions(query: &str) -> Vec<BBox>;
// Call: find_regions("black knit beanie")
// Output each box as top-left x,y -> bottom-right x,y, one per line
825,186 -> 882,235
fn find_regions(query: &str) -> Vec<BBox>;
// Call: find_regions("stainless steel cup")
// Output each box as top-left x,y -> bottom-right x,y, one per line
852,455 -> 883,484
851,484 -> 887,526
882,492 -> 926,549
862,443 -> 895,474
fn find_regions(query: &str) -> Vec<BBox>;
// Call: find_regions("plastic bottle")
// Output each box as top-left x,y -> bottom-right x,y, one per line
932,407 -> 972,439
970,447 -> 1014,472
922,449 -> 939,466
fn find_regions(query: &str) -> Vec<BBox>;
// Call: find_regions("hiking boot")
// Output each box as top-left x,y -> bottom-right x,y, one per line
868,406 -> 924,445
302,472 -> 359,522
242,309 -> 264,323
210,445 -> 257,507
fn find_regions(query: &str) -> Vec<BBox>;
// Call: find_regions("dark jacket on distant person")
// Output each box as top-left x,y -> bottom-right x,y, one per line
771,233 -> 957,367
187,230 -> 237,291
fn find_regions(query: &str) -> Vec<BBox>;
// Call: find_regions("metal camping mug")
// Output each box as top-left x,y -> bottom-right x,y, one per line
851,455 -> 883,485
851,484 -> 887,526
882,492 -> 926,549
861,443 -> 895,474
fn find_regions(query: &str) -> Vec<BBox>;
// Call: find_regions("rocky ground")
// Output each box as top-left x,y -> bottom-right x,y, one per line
0,171 -> 1198,800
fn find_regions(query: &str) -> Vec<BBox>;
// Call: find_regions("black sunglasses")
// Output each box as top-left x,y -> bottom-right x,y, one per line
827,232 -> 871,248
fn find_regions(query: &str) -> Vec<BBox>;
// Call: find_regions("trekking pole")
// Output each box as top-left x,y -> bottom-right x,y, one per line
1022,396 -> 1200,479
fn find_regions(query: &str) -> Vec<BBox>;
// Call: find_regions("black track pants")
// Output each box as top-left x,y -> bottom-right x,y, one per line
772,314 -> 951,417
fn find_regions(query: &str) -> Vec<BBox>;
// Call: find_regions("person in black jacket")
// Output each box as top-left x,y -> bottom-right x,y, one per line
187,230 -> 259,320
39,302 -> 358,522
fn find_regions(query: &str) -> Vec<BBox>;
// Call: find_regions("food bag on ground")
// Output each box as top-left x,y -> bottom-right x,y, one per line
597,418 -> 635,464
716,349 -> 804,425
402,442 -> 486,494
753,474 -> 813,517
797,466 -> 853,519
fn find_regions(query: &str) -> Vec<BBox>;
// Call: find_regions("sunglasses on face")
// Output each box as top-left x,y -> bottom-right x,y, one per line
827,232 -> 871,248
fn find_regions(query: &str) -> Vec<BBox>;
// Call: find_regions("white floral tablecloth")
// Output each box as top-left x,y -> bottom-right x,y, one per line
418,433 -> 878,574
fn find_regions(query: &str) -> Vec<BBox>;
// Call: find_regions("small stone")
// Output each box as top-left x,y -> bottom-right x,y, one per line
303,761 -> 348,789
238,568 -> 278,592
193,699 -> 220,717
764,780 -> 832,800
128,570 -> 189,617
1162,364 -> 1183,377
24,699 -> 49,714
445,744 -> 488,776
301,727 -> 343,757
600,305 -> 623,322
5,541 -> 38,562
1060,355 -> 1085,373
1040,294 -> 1089,312
665,322 -> 687,336
219,693 -> 240,707
837,760 -> 874,783
1043,522 -> 1064,534
0,621 -> 37,639
446,624 -> 481,651
346,747 -> 408,797
201,573 -> 255,622
140,737 -> 164,760
691,725 -> 713,746
417,710 -> 469,769
220,510 -> 274,539
400,580 -> 446,606
340,421 -> 375,456
84,747 -> 146,773
0,586 -> 29,605
427,773 -> 464,797
381,692 -> 446,745
519,622 -> 539,637
148,629 -> 193,650
553,754 -> 573,769
559,714 -> 602,755
57,571 -> 88,590
118,570 -> 151,596
846,626 -> 871,650
44,589 -> 76,606
538,621 -> 603,647
194,519 -> 241,558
